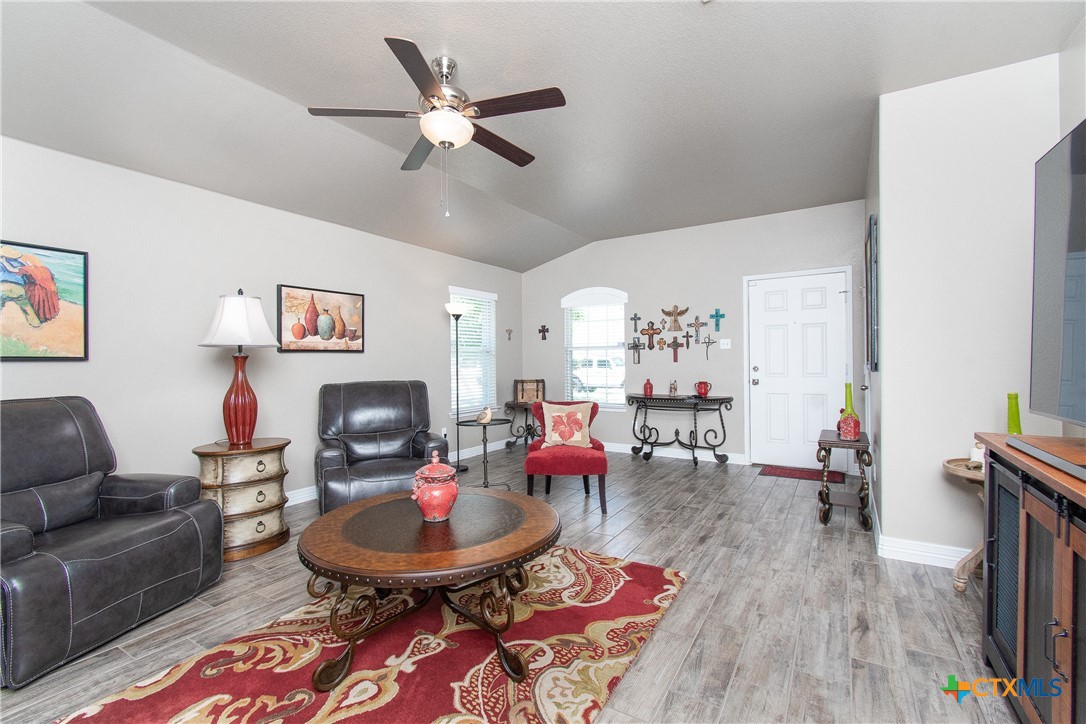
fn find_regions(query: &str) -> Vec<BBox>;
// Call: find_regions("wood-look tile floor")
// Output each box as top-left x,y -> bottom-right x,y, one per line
1,446 -> 1014,723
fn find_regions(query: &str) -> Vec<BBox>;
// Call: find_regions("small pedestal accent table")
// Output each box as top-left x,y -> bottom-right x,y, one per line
297,489 -> 561,691
626,394 -> 734,466
943,457 -> 985,592
457,418 -> 512,488
502,401 -> 541,448
816,429 -> 873,530
193,437 -> 290,561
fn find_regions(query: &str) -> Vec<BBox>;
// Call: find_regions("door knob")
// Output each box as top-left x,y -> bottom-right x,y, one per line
752,379 -> 760,385
860,385 -> 869,391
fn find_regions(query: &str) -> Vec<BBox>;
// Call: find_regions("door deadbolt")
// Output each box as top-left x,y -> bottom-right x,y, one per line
753,366 -> 759,372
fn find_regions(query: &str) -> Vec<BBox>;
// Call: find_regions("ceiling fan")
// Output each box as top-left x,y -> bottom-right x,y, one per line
309,37 -> 566,171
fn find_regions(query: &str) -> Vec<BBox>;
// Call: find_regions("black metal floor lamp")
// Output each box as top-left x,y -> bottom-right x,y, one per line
445,302 -> 469,472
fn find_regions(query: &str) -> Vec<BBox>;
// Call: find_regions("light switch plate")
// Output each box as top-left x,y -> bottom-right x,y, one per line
719,339 -> 732,349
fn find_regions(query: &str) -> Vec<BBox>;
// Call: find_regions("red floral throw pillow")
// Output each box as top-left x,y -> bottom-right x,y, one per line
541,402 -> 594,448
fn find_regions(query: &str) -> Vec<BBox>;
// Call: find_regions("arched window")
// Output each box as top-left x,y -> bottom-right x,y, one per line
561,287 -> 628,410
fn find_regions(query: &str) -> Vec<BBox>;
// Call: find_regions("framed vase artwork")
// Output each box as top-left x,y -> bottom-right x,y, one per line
277,284 -> 364,353
865,214 -> 879,371
0,240 -> 88,361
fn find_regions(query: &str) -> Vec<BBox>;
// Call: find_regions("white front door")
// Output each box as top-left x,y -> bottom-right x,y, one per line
747,269 -> 851,469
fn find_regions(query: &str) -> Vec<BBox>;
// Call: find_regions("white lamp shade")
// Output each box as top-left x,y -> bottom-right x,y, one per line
445,301 -> 470,317
420,109 -> 474,149
200,294 -> 279,348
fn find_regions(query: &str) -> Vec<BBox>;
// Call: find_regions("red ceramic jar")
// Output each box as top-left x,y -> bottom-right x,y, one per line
412,451 -> 459,522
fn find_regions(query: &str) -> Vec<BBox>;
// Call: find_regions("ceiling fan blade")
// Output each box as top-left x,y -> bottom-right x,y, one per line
401,135 -> 434,171
464,87 -> 566,119
385,37 -> 447,104
309,107 -> 421,118
470,124 -> 535,167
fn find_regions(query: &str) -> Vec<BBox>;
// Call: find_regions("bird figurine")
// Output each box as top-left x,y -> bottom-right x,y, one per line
476,406 -> 493,424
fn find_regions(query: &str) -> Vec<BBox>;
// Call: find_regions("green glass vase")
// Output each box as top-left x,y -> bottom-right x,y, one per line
1007,393 -> 1023,435
838,383 -> 860,440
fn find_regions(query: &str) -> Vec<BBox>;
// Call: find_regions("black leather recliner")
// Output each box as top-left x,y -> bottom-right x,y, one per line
315,380 -> 449,514
0,397 -> 223,689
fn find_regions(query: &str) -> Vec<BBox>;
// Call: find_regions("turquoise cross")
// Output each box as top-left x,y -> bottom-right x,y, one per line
710,308 -> 726,331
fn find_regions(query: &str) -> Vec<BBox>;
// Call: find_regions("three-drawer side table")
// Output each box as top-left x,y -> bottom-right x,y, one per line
193,437 -> 291,561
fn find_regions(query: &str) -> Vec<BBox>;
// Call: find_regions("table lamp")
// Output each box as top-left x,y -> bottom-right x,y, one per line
200,289 -> 279,447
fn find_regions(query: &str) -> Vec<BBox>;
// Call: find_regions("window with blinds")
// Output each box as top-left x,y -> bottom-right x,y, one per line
562,288 -> 627,410
449,287 -> 497,417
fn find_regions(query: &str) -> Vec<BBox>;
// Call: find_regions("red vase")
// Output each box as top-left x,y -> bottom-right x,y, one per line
290,317 -> 306,340
643,379 -> 653,397
304,294 -> 319,337
412,451 -> 459,522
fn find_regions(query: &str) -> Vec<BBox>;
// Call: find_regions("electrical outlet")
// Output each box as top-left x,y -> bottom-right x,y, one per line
719,339 -> 732,349
441,427 -> 448,437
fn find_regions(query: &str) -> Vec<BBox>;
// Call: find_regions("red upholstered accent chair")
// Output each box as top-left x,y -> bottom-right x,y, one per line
524,400 -> 608,514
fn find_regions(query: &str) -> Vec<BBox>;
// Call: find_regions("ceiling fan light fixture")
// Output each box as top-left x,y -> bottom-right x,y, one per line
419,108 -> 474,149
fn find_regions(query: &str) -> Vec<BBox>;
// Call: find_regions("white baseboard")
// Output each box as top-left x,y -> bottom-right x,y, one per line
867,488 -> 968,569
451,437 -> 515,463
601,441 -> 750,466
876,533 -> 969,569
285,485 -> 317,506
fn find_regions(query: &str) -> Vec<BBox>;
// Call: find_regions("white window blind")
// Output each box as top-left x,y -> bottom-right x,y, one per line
449,288 -> 497,417
562,288 -> 627,410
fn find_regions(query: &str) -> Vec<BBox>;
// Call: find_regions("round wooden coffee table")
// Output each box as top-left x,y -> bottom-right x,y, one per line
297,489 -> 561,692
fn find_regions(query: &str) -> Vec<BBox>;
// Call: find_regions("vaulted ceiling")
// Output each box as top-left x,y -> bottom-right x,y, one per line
3,2 -> 1082,271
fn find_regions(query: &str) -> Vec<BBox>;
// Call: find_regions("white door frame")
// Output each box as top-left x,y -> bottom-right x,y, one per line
742,265 -> 855,468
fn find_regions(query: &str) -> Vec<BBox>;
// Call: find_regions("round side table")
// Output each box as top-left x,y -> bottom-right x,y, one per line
944,457 -> 985,592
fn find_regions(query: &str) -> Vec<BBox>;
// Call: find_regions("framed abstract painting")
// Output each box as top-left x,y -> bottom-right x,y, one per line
276,284 -> 364,353
0,241 -> 88,360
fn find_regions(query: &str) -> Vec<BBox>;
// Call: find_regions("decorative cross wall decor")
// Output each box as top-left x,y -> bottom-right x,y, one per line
667,336 -> 682,362
505,328 -> 513,341
538,324 -> 549,341
629,312 -> 641,333
687,315 -> 706,343
628,337 -> 645,364
701,333 -> 715,360
710,308 -> 726,331
657,338 -> 666,351
681,330 -> 693,349
640,321 -> 662,350
662,305 -> 689,332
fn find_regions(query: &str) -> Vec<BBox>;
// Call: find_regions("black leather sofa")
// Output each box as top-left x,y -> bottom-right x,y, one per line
315,380 -> 449,514
0,397 -> 223,688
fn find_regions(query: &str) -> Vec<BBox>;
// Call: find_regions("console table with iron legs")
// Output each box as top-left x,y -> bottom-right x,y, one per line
502,401 -> 541,449
626,394 -> 734,466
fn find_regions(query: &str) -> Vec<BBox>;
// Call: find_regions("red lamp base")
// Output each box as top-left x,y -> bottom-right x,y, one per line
223,353 -> 257,447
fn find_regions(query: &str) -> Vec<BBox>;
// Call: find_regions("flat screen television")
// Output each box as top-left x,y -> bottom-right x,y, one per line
1008,117 -> 1086,480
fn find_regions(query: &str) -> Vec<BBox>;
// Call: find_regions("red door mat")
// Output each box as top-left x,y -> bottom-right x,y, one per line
759,465 -> 844,484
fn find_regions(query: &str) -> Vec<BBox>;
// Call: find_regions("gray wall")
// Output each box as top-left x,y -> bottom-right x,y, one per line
0,139 -> 523,498
877,55 -> 1063,552
520,201 -> 867,457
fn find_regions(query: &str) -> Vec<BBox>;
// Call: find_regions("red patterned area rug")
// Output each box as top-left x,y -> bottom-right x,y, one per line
57,547 -> 684,724
759,465 -> 845,484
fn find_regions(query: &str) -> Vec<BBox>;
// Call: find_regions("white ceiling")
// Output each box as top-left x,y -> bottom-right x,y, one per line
3,1 -> 1083,272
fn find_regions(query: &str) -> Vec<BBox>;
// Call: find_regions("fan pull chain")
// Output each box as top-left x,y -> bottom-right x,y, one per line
440,143 -> 451,218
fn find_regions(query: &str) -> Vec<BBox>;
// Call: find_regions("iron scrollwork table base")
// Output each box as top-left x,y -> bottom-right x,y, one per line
297,489 -> 560,693
816,429 -> 873,530
306,566 -> 530,691
626,394 -> 734,467
503,401 -> 541,449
